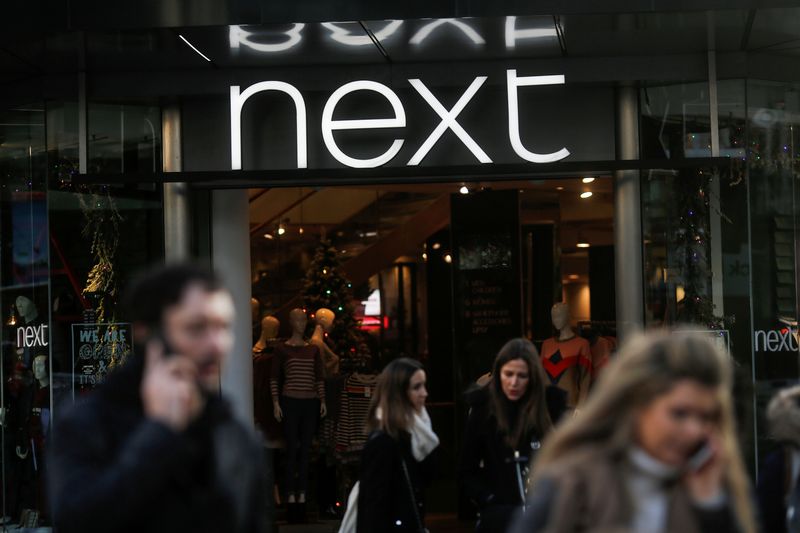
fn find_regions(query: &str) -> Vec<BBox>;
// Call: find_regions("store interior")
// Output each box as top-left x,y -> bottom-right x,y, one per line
248,176 -> 618,520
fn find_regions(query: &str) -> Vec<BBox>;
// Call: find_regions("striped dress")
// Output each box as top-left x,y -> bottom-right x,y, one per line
270,343 -> 325,401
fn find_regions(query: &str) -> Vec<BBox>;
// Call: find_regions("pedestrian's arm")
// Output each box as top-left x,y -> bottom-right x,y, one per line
270,347 -> 283,402
458,408 -> 492,506
50,412 -> 188,533
313,346 -> 325,401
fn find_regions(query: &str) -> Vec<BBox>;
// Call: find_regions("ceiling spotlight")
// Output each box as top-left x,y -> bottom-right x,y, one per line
444,254 -> 453,264
264,233 -> 274,240
277,225 -> 286,236
556,186 -> 564,191
422,253 -> 428,261
299,227 -> 304,235
582,177 -> 595,184
580,191 -> 593,199
568,274 -> 580,280
459,185 -> 469,195
577,242 -> 591,248
432,242 -> 442,250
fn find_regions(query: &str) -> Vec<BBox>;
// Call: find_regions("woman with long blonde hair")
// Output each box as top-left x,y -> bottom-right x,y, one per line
509,331 -> 757,533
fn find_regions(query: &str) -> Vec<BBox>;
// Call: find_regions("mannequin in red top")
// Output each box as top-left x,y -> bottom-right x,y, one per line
540,303 -> 592,409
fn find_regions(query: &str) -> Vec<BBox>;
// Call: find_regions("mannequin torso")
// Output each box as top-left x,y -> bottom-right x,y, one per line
541,303 -> 592,408
270,309 -> 327,420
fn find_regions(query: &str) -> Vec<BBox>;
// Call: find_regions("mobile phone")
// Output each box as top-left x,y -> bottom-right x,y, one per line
687,441 -> 714,472
149,327 -> 175,357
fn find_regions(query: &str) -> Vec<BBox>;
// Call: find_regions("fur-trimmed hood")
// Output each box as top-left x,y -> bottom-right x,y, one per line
767,385 -> 800,446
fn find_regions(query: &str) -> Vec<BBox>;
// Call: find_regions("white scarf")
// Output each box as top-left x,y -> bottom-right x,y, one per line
375,406 -> 440,461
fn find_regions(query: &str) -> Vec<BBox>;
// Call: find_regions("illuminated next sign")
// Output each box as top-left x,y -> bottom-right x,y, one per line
17,324 -> 48,349
230,69 -> 571,170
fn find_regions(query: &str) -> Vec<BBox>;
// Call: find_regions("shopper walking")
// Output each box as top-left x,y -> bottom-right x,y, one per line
49,264 -> 271,533
757,384 -> 800,533
509,331 -> 757,533
356,357 -> 439,533
459,338 -> 564,533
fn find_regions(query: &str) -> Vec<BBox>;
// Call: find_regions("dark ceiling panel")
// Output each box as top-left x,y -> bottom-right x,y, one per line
57,0 -> 800,31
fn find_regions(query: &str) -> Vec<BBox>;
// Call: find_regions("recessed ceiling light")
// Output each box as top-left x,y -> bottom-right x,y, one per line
444,254 -> 453,264
582,177 -> 595,184
577,242 -> 590,248
556,186 -> 564,191
580,191 -> 593,199
459,185 -> 469,195
264,233 -> 274,240
432,242 -> 442,250
568,274 -> 580,280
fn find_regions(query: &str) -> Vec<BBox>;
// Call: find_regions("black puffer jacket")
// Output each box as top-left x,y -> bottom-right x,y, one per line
357,430 -> 436,533
49,355 -> 271,533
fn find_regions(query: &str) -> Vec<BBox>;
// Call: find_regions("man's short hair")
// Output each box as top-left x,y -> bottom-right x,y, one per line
122,263 -> 224,329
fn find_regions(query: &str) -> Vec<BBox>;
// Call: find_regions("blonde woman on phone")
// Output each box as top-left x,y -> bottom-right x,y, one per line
510,331 -> 757,533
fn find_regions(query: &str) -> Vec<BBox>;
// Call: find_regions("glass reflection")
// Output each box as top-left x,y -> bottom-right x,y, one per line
229,24 -> 306,53
504,16 -> 558,49
321,20 -> 402,46
409,18 -> 485,46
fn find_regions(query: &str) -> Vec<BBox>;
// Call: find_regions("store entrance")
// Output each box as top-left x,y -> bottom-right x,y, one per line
247,176 -> 616,525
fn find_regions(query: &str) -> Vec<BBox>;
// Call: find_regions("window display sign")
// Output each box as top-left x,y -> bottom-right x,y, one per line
70,323 -> 133,395
451,190 -> 522,392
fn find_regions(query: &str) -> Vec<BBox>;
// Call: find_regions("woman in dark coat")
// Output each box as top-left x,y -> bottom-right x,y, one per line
357,358 -> 439,533
459,338 -> 564,533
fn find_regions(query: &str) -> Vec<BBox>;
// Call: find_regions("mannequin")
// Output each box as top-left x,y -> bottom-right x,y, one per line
15,296 -> 38,324
28,355 -> 49,521
253,316 -> 283,447
310,308 -> 340,376
271,308 -> 326,510
29,355 -> 50,454
540,302 -> 592,408
253,315 -> 281,354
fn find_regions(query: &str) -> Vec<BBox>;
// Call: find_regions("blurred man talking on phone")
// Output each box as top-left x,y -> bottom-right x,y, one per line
49,264 -> 271,533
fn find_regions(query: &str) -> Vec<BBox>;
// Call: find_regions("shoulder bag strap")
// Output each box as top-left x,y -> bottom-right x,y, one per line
400,457 -> 425,533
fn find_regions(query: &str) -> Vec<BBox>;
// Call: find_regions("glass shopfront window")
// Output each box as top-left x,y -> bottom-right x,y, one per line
0,103 -> 51,526
0,98 -> 165,528
641,78 -> 800,472
743,79 -> 800,469
641,81 -> 713,159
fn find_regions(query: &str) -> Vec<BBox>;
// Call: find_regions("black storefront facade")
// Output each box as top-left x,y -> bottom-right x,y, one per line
1,1 -> 800,527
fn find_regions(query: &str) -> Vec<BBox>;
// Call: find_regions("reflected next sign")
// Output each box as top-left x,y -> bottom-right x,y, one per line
754,328 -> 799,353
230,70 -> 570,170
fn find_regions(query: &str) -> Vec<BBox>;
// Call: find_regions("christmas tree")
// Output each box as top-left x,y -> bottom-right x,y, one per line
302,240 -> 363,363
672,167 -> 734,330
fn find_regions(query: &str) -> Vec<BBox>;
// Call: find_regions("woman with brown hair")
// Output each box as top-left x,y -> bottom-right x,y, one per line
356,357 -> 439,533
459,338 -> 565,533
509,331 -> 758,533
